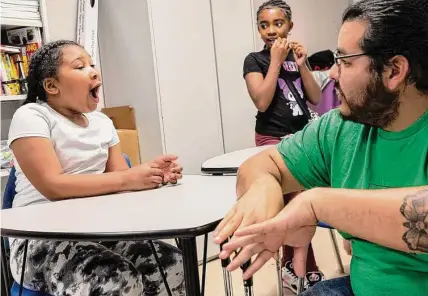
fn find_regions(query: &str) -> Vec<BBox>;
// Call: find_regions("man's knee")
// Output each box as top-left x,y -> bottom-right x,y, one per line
299,276 -> 353,296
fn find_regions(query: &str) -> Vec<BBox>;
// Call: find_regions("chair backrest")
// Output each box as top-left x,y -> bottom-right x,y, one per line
3,167 -> 16,210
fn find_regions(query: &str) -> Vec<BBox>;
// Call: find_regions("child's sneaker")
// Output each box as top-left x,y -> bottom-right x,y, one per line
305,271 -> 325,288
282,261 -> 307,294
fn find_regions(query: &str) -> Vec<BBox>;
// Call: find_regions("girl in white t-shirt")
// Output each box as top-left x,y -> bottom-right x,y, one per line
8,40 -> 184,295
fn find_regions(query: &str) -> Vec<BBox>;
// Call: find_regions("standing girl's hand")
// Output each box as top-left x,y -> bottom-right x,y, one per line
289,41 -> 308,67
270,37 -> 291,66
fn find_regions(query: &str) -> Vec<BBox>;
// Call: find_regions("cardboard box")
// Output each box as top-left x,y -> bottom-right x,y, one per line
101,106 -> 141,166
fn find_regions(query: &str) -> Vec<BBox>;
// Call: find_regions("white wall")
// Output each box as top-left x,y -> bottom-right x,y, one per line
45,0 -> 78,41
252,0 -> 350,54
211,0 -> 257,152
45,0 -> 105,109
98,0 -> 164,162
148,0 -> 225,173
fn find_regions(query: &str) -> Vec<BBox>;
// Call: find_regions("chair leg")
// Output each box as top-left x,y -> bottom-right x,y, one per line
296,277 -> 305,294
148,240 -> 173,296
175,239 -> 181,250
241,260 -> 253,296
18,240 -> 29,296
276,251 -> 283,296
1,267 -> 9,296
220,239 -> 233,296
328,229 -> 345,274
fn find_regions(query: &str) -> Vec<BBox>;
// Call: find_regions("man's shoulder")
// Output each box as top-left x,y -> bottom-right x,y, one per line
297,109 -> 366,150
279,109 -> 363,151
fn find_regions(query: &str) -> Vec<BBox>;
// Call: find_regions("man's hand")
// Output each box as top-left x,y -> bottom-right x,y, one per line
213,176 -> 284,257
152,154 -> 183,184
220,189 -> 319,279
289,41 -> 308,67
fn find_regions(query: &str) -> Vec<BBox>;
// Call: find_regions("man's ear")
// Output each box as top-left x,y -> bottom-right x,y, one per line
384,55 -> 409,91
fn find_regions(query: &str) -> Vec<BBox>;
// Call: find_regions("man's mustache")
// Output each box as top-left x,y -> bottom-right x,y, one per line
334,81 -> 344,98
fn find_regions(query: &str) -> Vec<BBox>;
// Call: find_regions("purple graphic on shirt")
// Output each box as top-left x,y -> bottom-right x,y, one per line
283,61 -> 299,72
278,76 -> 304,117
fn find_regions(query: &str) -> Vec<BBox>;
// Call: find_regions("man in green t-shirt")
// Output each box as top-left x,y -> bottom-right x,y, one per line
213,0 -> 428,295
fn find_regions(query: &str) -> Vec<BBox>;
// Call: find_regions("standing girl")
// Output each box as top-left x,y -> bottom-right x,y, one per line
243,0 -> 324,293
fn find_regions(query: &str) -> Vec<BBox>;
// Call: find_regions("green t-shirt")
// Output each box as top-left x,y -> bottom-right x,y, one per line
277,109 -> 428,296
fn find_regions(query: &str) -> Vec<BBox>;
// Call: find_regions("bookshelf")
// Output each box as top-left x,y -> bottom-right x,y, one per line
0,94 -> 26,102
1,0 -> 49,181
1,18 -> 43,29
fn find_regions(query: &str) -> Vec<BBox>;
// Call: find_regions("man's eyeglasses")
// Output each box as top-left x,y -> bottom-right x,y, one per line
333,50 -> 369,66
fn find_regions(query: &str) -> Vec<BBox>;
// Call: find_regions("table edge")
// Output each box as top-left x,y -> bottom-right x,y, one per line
200,167 -> 238,175
1,220 -> 221,241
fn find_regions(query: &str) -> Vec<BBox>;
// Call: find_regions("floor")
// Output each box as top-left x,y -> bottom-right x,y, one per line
198,228 -> 351,296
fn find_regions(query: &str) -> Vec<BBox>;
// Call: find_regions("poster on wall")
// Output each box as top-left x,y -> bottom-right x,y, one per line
76,0 -> 98,64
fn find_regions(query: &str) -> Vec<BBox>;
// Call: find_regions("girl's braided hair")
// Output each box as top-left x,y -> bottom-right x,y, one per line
256,0 -> 292,22
23,40 -> 82,105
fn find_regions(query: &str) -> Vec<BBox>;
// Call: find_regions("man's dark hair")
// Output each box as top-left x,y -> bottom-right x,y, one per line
343,0 -> 428,94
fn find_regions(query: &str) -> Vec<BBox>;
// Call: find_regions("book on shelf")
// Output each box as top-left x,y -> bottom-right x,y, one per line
1,3 -> 39,12
1,27 -> 42,96
6,26 -> 42,47
0,0 -> 41,21
1,0 -> 39,6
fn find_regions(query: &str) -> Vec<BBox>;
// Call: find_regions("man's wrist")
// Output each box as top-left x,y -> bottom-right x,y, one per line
308,187 -> 330,223
254,175 -> 285,207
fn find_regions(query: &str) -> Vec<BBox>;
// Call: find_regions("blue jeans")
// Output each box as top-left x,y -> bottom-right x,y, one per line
299,276 -> 354,296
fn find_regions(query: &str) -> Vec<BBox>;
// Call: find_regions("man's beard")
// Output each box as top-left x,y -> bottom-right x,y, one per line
335,73 -> 401,128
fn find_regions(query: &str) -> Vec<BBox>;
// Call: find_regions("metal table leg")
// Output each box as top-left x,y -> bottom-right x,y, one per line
18,240 -> 29,296
179,237 -> 201,296
201,234 -> 208,296
1,237 -> 12,296
148,240 -> 172,296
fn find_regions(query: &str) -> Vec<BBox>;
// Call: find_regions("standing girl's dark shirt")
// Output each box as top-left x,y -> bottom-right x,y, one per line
244,49 -> 309,137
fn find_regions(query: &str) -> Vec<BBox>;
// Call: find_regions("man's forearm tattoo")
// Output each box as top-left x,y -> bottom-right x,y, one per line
400,189 -> 428,253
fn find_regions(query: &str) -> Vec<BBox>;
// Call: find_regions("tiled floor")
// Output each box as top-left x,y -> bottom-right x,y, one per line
198,228 -> 351,296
